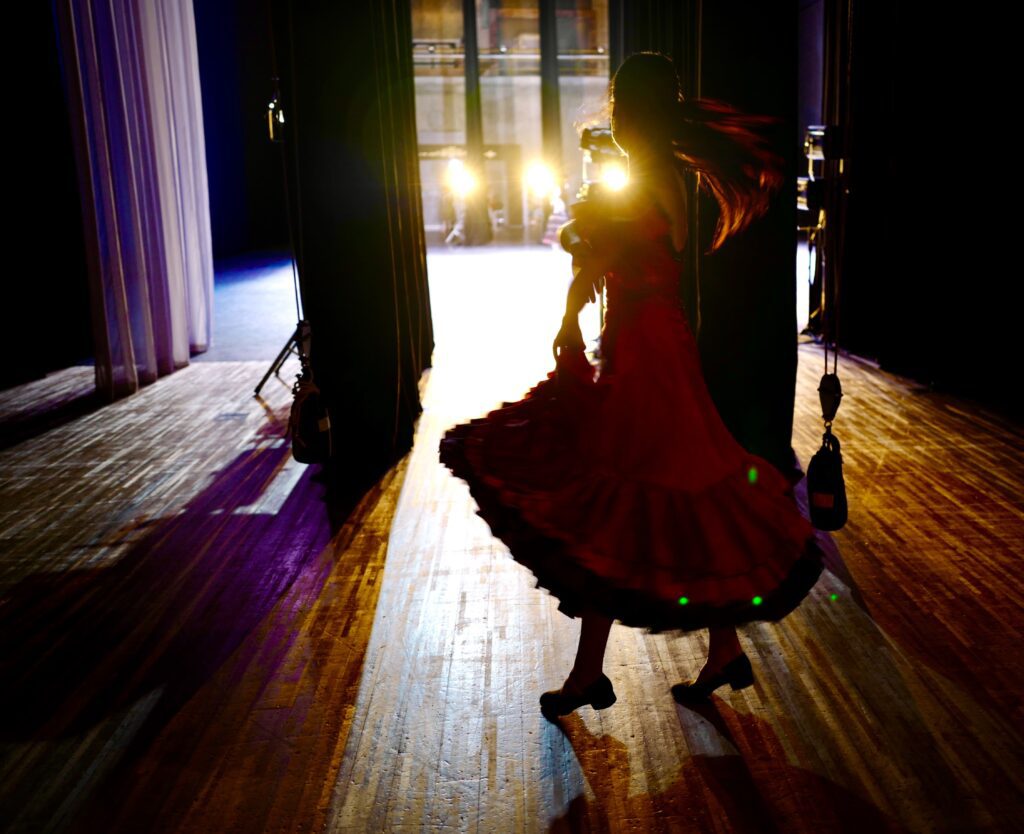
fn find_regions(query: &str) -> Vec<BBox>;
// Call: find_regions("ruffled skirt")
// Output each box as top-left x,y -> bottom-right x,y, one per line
438,297 -> 824,634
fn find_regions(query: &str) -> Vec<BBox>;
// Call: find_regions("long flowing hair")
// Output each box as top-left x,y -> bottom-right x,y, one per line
578,51 -> 785,253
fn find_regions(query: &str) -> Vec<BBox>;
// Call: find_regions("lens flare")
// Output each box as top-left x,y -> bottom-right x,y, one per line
446,158 -> 476,197
525,161 -> 557,200
601,163 -> 628,191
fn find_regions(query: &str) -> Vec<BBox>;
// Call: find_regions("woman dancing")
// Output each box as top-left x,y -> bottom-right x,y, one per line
439,51 -> 824,721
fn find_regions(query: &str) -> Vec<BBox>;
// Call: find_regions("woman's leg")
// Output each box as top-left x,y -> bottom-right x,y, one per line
695,625 -> 743,682
565,610 -> 613,690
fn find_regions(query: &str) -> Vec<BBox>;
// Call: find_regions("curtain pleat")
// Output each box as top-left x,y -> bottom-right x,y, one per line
269,0 -> 433,476
369,0 -> 434,452
53,0 -> 214,400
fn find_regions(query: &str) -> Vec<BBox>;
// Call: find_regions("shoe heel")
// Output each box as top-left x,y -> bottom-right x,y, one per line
540,675 -> 617,719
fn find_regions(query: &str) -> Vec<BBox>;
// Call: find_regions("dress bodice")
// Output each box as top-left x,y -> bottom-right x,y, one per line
567,187 -> 684,309
566,187 -> 689,376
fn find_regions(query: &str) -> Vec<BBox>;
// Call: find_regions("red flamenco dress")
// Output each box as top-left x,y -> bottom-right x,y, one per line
438,189 -> 825,634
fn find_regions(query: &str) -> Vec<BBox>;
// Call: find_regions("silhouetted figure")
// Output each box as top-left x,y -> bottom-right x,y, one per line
439,52 -> 824,720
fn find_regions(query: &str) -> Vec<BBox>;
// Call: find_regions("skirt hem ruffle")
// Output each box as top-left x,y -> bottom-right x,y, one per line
439,424 -> 825,634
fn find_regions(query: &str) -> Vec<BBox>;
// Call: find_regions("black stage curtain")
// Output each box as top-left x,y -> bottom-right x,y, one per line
840,0 -> 1018,421
612,0 -> 803,477
272,0 -> 434,489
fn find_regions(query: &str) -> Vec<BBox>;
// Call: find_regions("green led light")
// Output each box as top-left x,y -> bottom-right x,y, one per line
678,596 -> 689,605
747,466 -> 758,484
830,592 -> 838,601
751,595 -> 763,606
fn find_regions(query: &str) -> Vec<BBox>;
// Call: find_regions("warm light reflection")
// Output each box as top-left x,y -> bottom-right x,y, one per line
446,158 -> 476,197
525,161 -> 558,201
601,162 -> 628,191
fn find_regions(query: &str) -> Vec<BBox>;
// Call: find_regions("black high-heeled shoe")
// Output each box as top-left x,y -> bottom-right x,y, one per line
540,673 -> 617,720
671,652 -> 755,704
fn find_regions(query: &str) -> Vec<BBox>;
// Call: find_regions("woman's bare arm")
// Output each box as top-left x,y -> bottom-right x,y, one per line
553,253 -> 607,360
562,254 -> 606,321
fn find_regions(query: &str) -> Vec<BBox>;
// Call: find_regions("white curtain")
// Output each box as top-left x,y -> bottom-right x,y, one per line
53,0 -> 213,400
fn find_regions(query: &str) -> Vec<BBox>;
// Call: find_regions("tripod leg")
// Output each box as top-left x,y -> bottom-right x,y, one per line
255,332 -> 298,396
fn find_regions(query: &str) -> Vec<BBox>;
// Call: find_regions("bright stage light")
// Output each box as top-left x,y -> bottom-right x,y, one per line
525,161 -> 557,201
446,158 -> 476,197
601,162 -> 628,191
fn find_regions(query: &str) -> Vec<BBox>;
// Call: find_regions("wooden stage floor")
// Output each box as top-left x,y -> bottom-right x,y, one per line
1,248 -> 1023,832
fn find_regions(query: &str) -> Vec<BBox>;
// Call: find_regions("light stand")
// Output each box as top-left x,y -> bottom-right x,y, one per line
253,77 -> 307,398
255,319 -> 310,397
